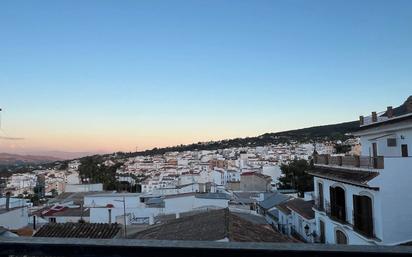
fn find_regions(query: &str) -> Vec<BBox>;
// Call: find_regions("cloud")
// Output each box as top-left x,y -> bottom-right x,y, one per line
0,136 -> 25,140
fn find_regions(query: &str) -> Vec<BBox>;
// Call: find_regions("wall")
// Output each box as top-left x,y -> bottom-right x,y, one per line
65,183 -> 103,193
0,207 -> 28,230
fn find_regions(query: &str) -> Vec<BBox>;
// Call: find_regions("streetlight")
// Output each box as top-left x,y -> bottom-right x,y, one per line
114,196 -> 127,238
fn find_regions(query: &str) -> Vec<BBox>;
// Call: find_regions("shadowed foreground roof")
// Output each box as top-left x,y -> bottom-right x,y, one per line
132,209 -> 294,243
34,223 -> 121,239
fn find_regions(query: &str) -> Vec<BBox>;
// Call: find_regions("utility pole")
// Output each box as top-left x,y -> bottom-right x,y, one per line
123,195 -> 127,238
114,196 -> 127,238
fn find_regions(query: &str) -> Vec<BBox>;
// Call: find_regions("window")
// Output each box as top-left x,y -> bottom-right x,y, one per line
329,186 -> 346,223
49,217 -> 56,223
353,195 -> 374,237
387,138 -> 397,147
336,230 -> 348,244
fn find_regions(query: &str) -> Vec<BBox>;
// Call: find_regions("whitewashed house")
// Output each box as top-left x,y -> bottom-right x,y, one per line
311,97 -> 412,245
0,195 -> 29,230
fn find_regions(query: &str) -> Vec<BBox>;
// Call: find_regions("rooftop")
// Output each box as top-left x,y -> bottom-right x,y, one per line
34,223 -> 121,239
132,208 -> 293,243
308,166 -> 379,190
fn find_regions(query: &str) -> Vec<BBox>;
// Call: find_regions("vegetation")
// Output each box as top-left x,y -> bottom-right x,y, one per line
78,156 -> 122,190
277,159 -> 314,194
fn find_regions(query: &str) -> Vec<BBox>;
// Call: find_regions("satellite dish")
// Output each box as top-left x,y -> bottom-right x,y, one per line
0,108 -> 25,140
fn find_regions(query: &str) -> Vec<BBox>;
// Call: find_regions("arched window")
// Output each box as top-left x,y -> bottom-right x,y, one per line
336,230 -> 348,244
329,186 -> 346,222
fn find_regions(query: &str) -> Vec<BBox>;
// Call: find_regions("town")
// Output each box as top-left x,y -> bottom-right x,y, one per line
0,97 -> 411,246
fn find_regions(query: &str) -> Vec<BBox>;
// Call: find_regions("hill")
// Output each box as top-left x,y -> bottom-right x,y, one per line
116,120 -> 359,158
0,153 -> 62,166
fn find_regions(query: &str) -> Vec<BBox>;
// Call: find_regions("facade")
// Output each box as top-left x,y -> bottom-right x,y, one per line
310,97 -> 412,245
240,172 -> 272,192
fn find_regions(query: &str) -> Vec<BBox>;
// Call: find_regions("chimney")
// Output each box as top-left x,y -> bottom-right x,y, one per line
387,106 -> 393,118
5,192 -> 11,211
359,116 -> 364,126
372,112 -> 378,122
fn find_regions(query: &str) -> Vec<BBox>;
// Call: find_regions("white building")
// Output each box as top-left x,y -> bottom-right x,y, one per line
311,97 -> 412,245
0,196 -> 29,230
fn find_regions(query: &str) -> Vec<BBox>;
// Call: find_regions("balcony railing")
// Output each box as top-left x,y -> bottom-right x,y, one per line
0,237 -> 412,257
314,155 -> 384,169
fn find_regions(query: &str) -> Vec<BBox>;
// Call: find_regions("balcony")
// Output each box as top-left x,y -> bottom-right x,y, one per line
314,155 -> 384,170
0,237 -> 412,257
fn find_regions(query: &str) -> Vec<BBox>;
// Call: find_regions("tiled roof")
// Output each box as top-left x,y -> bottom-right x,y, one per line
285,198 -> 315,220
33,223 -> 121,239
132,209 -> 293,243
308,167 -> 379,189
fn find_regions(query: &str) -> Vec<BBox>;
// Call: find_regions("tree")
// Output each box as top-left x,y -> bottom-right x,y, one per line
278,159 -> 314,194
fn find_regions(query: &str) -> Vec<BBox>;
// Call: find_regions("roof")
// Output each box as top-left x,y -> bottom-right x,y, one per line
308,167 -> 379,189
132,209 -> 294,243
241,172 -> 271,180
276,202 -> 291,215
285,198 -> 315,220
48,207 -> 90,217
195,193 -> 231,200
33,223 -> 121,239
258,192 -> 290,210
50,191 -> 111,205
357,96 -> 412,131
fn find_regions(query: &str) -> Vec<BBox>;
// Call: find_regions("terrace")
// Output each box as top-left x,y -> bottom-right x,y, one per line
314,154 -> 384,170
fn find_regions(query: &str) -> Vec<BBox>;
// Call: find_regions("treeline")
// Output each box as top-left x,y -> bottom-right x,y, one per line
78,156 -> 121,190
113,120 -> 358,158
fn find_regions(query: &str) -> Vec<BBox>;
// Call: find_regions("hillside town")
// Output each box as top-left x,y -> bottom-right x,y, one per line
0,97 -> 411,246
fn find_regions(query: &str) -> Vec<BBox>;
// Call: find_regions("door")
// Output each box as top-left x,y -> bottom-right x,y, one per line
402,144 -> 408,157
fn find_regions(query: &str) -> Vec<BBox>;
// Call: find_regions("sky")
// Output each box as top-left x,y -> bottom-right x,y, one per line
0,0 -> 411,155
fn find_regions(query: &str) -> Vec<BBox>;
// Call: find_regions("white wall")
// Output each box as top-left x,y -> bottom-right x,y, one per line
0,207 -> 28,230
65,183 -> 103,193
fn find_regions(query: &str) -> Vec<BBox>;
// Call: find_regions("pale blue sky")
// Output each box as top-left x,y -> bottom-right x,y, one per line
0,0 -> 411,153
